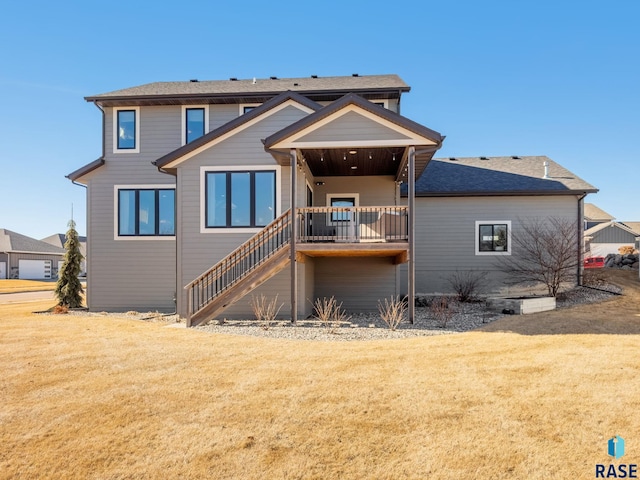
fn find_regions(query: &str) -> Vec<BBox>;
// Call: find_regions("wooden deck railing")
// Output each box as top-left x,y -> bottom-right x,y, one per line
185,209 -> 291,317
296,206 -> 408,243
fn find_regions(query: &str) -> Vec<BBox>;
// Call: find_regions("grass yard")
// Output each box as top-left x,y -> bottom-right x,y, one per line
1,271 -> 639,479
0,279 -> 58,294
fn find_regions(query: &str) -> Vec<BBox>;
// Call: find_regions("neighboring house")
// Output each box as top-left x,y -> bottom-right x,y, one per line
584,221 -> 640,257
0,229 -> 65,279
41,233 -> 87,276
67,74 -> 597,326
584,203 -> 615,230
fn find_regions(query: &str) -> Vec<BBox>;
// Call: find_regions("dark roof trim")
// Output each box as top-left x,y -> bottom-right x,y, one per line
154,91 -> 322,169
66,157 -> 105,181
263,93 -> 444,149
85,87 -> 408,105
404,189 -> 598,198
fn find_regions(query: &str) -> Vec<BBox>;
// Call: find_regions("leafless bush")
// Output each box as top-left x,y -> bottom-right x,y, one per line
312,296 -> 351,334
52,305 -> 69,315
250,294 -> 284,330
429,296 -> 455,328
497,217 -> 580,297
582,269 -> 607,288
378,296 -> 407,331
447,271 -> 485,302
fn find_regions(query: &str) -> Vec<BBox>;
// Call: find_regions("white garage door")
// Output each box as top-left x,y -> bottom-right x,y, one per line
18,260 -> 52,279
0,262 -> 6,279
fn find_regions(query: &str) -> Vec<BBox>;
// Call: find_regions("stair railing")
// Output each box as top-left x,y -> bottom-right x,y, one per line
185,209 -> 291,317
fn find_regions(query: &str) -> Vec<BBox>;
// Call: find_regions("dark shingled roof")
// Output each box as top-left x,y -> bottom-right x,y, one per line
405,156 -> 597,196
41,233 -> 87,248
86,74 -> 409,104
0,229 -> 65,254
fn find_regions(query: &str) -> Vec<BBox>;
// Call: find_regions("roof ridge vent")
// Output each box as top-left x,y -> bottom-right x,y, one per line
229,77 -> 238,81
311,75 -> 318,78
480,156 -> 489,160
189,79 -> 199,83
352,73 -> 359,77
448,157 -> 457,161
511,155 -> 520,159
270,76 -> 278,80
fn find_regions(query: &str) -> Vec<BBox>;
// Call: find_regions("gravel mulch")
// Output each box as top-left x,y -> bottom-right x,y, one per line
41,284 -> 620,342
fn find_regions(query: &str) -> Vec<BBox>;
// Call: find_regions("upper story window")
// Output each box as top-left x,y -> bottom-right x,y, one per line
182,105 -> 209,145
475,221 -> 511,255
117,187 -> 175,238
113,107 -> 140,153
205,170 -> 276,229
371,100 -> 389,109
239,104 -> 261,115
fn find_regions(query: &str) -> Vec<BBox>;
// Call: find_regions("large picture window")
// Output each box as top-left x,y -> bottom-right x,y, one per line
205,170 -> 276,228
475,221 -> 511,255
118,188 -> 175,236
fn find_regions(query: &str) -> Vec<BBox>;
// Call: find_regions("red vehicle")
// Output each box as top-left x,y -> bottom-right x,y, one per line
584,256 -> 605,269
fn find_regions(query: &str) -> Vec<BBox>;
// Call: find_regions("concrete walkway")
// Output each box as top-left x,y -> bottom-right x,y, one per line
0,290 -> 56,305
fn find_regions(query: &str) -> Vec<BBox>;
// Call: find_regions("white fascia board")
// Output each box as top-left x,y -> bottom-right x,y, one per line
270,105 -> 438,149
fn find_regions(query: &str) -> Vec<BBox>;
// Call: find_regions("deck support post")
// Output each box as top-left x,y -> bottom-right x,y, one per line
408,146 -> 416,324
290,148 -> 298,324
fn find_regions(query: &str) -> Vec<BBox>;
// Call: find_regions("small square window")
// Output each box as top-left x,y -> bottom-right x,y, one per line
475,221 -> 511,255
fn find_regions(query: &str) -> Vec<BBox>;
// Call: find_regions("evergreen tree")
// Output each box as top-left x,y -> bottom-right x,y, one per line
55,220 -> 84,308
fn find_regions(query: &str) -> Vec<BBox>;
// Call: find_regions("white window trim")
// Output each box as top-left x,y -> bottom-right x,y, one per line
181,105 -> 210,146
475,220 -> 512,256
326,193 -> 360,226
239,103 -> 261,115
113,107 -> 140,153
200,165 -> 281,234
113,184 -> 176,240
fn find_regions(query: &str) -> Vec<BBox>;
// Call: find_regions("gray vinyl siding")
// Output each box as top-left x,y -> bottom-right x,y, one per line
401,195 -> 581,295
297,111 -> 411,143
176,104 -> 310,318
86,105 -> 178,312
0,253 -> 6,278
313,176 -> 397,206
590,226 -> 637,244
314,257 -> 397,312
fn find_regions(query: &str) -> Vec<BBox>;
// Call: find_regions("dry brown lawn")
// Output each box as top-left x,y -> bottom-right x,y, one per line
1,270 -> 639,479
0,279 -> 58,294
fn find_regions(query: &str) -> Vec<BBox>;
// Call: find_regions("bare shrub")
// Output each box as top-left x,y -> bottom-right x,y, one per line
52,305 -> 69,315
583,269 -> 607,288
250,294 -> 283,330
312,296 -> 350,334
429,296 -> 455,328
378,296 -> 407,331
497,217 -> 580,297
447,271 -> 484,302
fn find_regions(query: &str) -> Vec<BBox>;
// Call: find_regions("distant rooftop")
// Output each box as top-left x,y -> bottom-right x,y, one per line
584,203 -> 615,222
410,156 -> 597,196
0,229 -> 65,255
86,74 -> 410,106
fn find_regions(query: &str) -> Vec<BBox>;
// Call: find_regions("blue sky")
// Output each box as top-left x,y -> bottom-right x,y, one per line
0,0 -> 638,238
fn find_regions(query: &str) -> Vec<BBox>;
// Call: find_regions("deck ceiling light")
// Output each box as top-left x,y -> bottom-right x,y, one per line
392,153 -> 396,161
349,150 -> 357,155
351,165 -> 358,170
343,153 -> 346,161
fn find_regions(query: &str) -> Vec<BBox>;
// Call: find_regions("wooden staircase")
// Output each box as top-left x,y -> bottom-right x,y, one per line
185,210 -> 291,326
